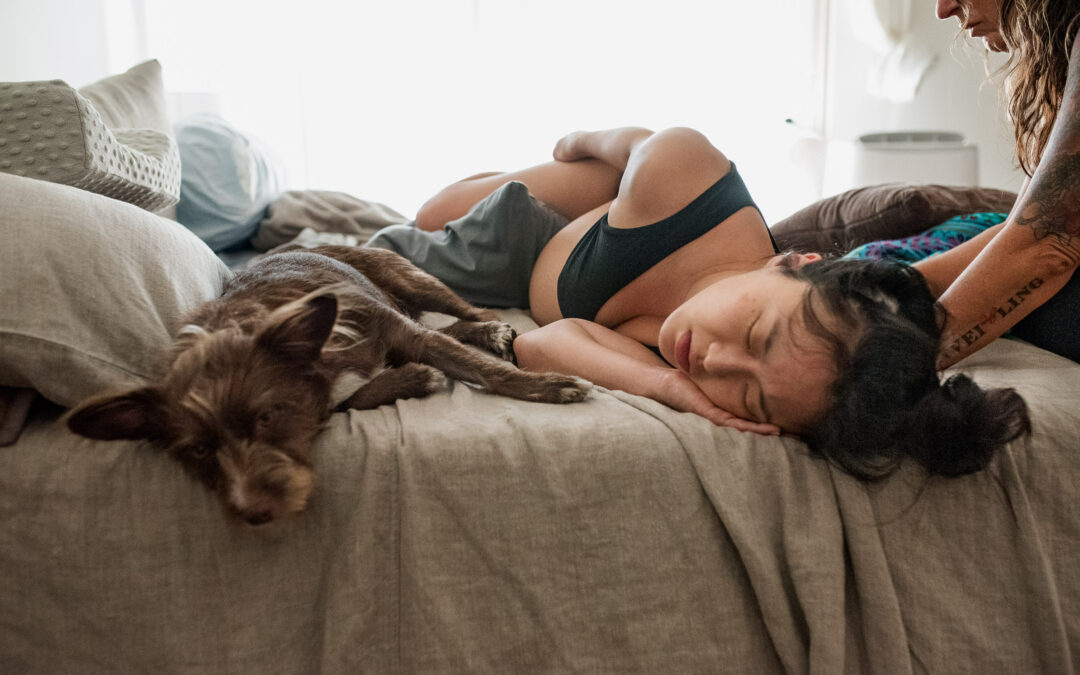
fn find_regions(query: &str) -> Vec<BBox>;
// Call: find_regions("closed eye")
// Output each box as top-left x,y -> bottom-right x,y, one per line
742,380 -> 770,425
745,315 -> 772,423
746,314 -> 759,352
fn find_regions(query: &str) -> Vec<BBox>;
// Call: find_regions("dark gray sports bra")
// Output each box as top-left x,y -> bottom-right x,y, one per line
556,164 -> 776,322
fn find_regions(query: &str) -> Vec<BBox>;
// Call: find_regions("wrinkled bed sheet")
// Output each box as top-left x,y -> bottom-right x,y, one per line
1,336 -> 1078,674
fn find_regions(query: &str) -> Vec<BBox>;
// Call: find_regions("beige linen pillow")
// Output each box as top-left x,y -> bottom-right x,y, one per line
0,172 -> 231,408
79,60 -> 172,135
0,60 -> 180,212
80,59 -> 179,219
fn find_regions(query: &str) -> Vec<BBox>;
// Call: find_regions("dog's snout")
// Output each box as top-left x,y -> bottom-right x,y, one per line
244,510 -> 273,526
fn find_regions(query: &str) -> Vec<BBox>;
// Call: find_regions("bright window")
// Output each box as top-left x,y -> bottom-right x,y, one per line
140,0 -> 826,221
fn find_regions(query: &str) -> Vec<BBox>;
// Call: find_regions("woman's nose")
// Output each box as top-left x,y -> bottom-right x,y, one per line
935,0 -> 961,20
702,341 -> 750,376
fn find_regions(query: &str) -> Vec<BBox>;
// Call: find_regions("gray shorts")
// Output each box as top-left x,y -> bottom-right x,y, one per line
365,181 -> 569,308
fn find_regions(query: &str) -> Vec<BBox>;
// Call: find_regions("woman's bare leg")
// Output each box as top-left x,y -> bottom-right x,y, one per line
414,159 -> 624,232
413,128 -> 658,232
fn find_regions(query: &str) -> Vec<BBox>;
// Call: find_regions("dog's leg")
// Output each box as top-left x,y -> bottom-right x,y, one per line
314,246 -> 523,361
337,363 -> 447,411
311,246 -> 498,321
382,318 -> 589,404
437,320 -> 517,362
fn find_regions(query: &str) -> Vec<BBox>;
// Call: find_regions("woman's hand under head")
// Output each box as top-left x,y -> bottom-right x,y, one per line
651,367 -> 782,435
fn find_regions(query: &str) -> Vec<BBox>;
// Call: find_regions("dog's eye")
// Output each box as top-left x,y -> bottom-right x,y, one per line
255,410 -> 277,432
189,444 -> 212,459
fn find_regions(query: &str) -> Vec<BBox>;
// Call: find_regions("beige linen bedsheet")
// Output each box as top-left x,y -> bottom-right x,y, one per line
1,337 -> 1078,673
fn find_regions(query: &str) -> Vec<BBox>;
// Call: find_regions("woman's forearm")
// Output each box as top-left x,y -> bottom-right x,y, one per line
915,179 -> 1029,297
513,319 -> 671,399
936,224 -> 1076,367
914,223 -> 1006,297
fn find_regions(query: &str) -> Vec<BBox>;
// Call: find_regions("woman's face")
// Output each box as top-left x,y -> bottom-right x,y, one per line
935,0 -> 1008,52
657,261 -> 845,434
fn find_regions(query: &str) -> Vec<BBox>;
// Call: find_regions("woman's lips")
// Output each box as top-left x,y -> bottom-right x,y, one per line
676,331 -> 692,372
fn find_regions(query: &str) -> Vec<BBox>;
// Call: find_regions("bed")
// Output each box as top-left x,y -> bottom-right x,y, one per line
2,61 -> 1079,674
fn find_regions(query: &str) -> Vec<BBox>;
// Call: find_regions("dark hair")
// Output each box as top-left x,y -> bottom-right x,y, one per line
781,259 -> 1032,480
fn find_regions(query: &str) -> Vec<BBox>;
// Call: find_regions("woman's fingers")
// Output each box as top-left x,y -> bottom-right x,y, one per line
661,370 -> 782,437
698,408 -> 780,436
718,417 -> 782,436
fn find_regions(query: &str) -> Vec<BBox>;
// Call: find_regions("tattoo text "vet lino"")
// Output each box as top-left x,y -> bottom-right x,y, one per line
949,277 -> 1045,353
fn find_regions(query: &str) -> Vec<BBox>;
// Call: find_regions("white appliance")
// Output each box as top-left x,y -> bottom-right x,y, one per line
851,131 -> 979,186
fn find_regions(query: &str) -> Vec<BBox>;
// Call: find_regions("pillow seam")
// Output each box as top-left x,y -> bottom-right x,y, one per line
0,328 -> 155,380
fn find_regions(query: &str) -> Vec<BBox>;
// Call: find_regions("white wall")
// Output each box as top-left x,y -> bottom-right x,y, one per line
0,0 -> 111,85
824,0 -> 1025,193
0,0 -> 1026,200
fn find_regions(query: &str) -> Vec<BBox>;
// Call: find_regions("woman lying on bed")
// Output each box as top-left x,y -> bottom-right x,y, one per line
367,127 -> 1030,479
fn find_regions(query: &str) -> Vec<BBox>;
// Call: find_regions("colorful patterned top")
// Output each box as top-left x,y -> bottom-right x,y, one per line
843,212 -> 1008,263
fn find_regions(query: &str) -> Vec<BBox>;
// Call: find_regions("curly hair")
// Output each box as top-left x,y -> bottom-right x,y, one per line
995,0 -> 1080,175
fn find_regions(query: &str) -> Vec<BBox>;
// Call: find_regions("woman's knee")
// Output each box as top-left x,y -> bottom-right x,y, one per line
414,193 -> 451,232
612,127 -> 730,226
415,172 -> 513,232
633,127 -> 729,175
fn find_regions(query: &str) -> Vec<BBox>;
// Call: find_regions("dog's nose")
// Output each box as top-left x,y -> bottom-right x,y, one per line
244,510 -> 273,526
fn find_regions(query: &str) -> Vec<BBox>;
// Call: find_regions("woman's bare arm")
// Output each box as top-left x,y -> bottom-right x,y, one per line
915,176 -> 1033,297
932,34 -> 1080,368
513,319 -> 780,435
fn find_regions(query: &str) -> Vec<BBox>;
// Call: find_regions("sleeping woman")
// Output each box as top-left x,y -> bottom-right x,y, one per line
367,127 -> 1031,479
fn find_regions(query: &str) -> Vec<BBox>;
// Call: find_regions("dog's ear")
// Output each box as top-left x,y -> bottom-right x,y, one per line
256,292 -> 338,362
65,387 -> 167,441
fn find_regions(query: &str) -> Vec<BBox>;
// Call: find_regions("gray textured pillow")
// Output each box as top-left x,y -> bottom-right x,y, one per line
0,60 -> 180,212
770,183 -> 1019,254
0,171 -> 231,408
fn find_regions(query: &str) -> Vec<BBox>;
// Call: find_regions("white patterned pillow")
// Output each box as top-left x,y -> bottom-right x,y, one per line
0,77 -> 180,212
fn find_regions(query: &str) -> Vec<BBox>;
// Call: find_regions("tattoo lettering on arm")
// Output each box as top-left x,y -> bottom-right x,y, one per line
944,277 -> 1044,359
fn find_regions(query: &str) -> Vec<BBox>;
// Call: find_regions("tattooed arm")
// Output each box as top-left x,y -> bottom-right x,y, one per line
929,33 -> 1080,369
915,177 -> 1029,297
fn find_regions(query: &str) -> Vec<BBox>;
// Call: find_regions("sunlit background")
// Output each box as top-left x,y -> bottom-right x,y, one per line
2,0 -> 1020,223
128,0 -> 824,221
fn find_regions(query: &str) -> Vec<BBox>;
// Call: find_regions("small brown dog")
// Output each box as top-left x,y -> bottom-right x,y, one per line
67,246 -> 589,525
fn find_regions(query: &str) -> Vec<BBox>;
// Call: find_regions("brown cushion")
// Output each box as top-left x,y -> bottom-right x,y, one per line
770,183 -> 1019,255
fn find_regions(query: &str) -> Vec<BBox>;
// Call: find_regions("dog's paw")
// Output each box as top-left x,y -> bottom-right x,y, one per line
420,366 -> 449,394
479,321 -> 518,362
523,374 -> 592,404
395,362 -> 448,395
